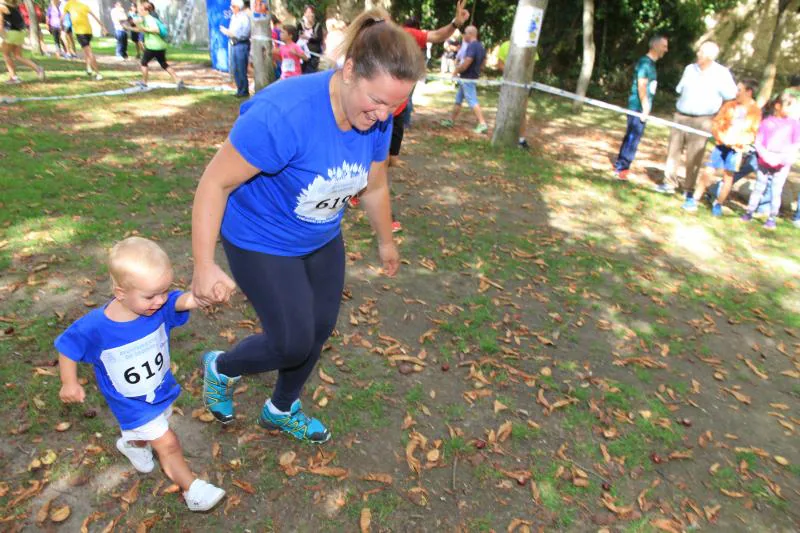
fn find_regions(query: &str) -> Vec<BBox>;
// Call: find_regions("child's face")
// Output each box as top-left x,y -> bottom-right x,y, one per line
784,100 -> 800,120
735,83 -> 752,104
117,267 -> 173,316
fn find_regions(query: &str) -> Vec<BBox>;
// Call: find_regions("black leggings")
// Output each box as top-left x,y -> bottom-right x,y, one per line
217,234 -> 345,411
389,114 -> 405,156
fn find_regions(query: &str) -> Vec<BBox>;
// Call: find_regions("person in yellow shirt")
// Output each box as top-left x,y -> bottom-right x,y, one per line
61,0 -> 106,80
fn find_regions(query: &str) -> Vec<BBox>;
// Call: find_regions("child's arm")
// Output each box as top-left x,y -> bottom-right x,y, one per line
59,354 -> 86,403
175,290 -> 199,312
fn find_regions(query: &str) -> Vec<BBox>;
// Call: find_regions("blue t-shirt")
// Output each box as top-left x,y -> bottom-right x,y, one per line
628,56 -> 657,112
54,291 -> 188,430
222,70 -> 393,256
461,40 -> 486,79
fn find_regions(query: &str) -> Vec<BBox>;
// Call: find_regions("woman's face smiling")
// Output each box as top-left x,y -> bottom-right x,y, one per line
340,60 -> 415,131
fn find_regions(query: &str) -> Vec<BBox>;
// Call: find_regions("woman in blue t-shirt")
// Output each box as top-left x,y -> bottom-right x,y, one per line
190,9 -> 425,444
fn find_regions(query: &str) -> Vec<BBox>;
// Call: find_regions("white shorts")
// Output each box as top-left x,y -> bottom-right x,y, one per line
120,405 -> 172,442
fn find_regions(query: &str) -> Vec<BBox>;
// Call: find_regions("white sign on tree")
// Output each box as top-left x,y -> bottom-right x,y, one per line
512,5 -> 544,48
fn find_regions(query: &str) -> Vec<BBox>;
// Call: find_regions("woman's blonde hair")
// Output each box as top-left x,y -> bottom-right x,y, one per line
336,8 -> 426,82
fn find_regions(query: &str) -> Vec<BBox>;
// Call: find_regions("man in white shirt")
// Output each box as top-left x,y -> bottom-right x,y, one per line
110,1 -> 129,60
655,41 -> 737,196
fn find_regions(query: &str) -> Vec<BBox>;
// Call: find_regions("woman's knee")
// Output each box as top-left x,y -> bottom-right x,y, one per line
271,326 -> 315,368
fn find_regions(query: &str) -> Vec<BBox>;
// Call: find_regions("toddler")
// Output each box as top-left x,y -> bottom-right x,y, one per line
56,237 -> 225,511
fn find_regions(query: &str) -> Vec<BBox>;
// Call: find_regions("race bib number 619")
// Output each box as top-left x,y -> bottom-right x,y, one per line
100,324 -> 170,403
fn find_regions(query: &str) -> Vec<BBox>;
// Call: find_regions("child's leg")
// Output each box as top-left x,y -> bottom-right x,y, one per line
767,166 -> 791,218
692,168 -> 714,202
717,172 -> 735,205
745,167 -> 770,213
150,428 -> 195,491
794,191 -> 800,221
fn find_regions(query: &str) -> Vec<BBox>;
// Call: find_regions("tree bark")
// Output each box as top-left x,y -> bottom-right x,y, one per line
23,0 -> 43,55
572,0 -> 595,112
756,0 -> 799,106
252,14 -> 274,92
491,0 -> 548,148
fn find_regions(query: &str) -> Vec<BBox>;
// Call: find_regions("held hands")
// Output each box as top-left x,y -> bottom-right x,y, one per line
191,262 -> 237,307
379,241 -> 400,277
60,382 -> 86,404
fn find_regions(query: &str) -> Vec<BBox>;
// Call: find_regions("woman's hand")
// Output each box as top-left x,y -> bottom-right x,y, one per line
191,262 -> 237,306
378,241 -> 399,277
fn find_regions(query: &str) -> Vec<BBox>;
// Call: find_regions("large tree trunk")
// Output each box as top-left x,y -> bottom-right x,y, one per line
757,0 -> 799,106
572,0 -> 595,112
23,0 -> 43,55
252,14 -> 274,92
492,0 -> 548,147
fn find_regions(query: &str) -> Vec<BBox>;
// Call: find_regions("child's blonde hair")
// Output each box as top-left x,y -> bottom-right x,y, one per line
109,237 -> 171,290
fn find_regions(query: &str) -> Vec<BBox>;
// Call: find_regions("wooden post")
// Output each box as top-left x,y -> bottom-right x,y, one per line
491,0 -> 547,147
252,13 -> 274,92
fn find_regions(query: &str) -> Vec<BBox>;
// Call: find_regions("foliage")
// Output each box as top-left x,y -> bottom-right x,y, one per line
391,0 -> 746,99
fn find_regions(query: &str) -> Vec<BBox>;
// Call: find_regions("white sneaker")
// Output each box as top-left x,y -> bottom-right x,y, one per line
116,438 -> 155,473
184,479 -> 226,512
95,73 -> 103,81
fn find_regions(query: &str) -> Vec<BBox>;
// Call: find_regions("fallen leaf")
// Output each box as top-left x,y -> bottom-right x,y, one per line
360,473 -> 393,484
774,456 -> 790,466
279,451 -> 297,466
80,511 -> 105,533
426,449 -> 440,462
36,498 -> 53,525
212,442 -> 221,459
360,507 -> 371,533
50,504 -> 71,523
494,400 -> 508,414
720,488 -> 745,498
721,387 -> 751,405
319,368 -> 336,385
308,465 -> 349,479
223,494 -> 241,516
120,479 -> 140,506
497,420 -> 513,442
650,518 -> 682,533
233,479 -> 256,494
55,421 -> 71,432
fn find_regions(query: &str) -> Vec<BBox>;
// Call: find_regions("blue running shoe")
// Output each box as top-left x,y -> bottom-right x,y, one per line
711,203 -> 723,217
681,198 -> 697,212
258,399 -> 331,444
202,351 -> 240,424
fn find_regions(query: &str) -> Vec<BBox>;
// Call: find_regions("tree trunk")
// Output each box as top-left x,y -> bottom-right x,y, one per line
252,14 -> 274,92
757,0 -> 799,106
23,0 -> 43,55
491,0 -> 548,148
572,0 -> 595,112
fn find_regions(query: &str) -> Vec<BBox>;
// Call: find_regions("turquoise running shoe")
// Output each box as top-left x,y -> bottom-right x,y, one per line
258,400 -> 331,444
202,351 -> 240,424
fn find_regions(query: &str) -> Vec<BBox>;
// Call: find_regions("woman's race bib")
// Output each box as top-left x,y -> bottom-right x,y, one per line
100,324 -> 170,402
294,161 -> 369,223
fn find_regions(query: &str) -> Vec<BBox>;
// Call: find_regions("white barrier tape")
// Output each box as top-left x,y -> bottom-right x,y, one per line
1,82 -> 234,104
426,73 -> 713,138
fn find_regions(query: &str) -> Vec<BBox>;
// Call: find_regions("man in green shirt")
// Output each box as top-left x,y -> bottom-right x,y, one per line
613,34 -> 668,180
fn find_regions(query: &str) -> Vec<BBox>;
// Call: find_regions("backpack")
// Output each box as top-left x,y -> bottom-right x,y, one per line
151,15 -> 168,39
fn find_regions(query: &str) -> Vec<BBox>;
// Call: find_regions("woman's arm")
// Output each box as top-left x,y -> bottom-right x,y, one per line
358,159 -> 398,277
191,139 -> 260,305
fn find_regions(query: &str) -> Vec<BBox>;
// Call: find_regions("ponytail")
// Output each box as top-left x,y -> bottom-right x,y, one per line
336,8 -> 425,82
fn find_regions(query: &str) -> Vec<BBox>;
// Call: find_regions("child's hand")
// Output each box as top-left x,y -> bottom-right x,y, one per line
60,382 -> 85,403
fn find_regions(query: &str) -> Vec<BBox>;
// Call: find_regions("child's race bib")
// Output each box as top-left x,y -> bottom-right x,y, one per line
281,58 -> 296,73
100,324 -> 170,402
